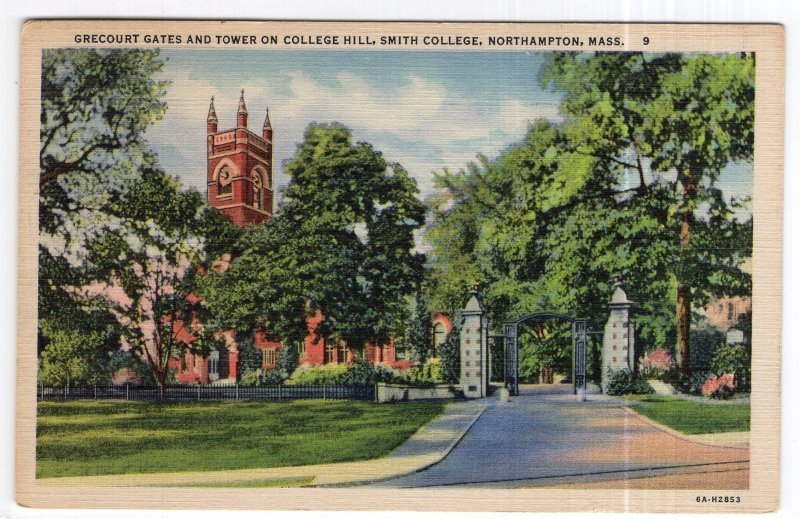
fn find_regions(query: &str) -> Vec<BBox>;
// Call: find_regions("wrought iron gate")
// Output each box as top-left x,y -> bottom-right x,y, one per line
502,313 -> 589,396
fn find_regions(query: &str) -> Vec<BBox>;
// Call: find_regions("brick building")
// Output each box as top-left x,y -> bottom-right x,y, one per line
170,92 -> 412,383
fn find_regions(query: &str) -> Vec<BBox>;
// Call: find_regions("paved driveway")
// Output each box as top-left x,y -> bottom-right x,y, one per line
374,384 -> 749,488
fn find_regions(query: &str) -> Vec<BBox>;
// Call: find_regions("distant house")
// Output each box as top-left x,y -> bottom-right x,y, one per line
704,296 -> 751,333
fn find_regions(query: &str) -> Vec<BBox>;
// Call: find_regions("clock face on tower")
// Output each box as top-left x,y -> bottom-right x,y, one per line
218,165 -> 233,195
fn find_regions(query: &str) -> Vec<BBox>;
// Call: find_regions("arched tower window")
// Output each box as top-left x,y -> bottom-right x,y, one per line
252,170 -> 264,210
217,165 -> 233,196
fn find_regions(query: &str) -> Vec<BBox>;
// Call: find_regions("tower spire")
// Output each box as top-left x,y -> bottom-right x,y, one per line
262,107 -> 272,140
237,89 -> 248,128
262,107 -> 271,130
207,96 -> 218,134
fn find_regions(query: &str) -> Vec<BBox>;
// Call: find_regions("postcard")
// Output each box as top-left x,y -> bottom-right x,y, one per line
16,20 -> 784,512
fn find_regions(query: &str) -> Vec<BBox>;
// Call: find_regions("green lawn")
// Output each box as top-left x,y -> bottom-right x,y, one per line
36,400 -> 445,479
624,395 -> 750,435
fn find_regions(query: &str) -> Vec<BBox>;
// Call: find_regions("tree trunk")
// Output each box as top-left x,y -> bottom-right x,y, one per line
676,167 -> 697,374
676,283 -> 692,373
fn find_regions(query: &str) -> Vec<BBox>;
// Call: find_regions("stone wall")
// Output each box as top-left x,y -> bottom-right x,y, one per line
375,383 -> 462,403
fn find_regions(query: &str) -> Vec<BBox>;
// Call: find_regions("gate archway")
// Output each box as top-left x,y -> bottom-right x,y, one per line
503,313 -> 588,396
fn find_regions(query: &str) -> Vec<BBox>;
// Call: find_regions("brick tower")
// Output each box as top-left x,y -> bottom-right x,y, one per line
207,90 -> 273,226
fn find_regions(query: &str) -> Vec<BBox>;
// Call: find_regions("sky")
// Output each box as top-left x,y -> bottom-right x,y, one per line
145,49 -> 753,215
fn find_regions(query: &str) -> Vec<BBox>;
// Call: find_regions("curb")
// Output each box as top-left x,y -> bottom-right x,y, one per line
318,403 -> 487,487
623,407 -> 749,450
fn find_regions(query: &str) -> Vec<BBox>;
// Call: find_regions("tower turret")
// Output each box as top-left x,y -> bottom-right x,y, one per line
207,96 -> 218,134
237,89 -> 248,128
262,107 -> 272,141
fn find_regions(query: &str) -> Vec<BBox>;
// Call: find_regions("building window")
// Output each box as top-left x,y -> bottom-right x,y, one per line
217,165 -> 233,195
433,323 -> 446,356
262,348 -> 278,367
338,340 -> 349,364
298,340 -> 307,360
728,302 -> 734,320
395,342 -> 409,361
209,358 -> 218,375
252,171 -> 264,210
325,343 -> 336,364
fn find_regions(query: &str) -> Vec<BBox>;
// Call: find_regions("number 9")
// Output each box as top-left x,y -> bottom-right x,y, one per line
643,36 -> 650,45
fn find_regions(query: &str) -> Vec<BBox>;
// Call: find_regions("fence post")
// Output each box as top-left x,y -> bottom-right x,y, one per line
64,385 -> 67,399
197,383 -> 201,402
278,384 -> 282,401
236,382 -> 239,401
323,384 -> 326,401
126,384 -> 129,401
94,384 -> 97,400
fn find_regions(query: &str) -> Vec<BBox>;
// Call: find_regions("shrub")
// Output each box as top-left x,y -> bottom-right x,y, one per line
107,350 -> 154,386
403,357 -> 443,385
237,334 -> 262,376
239,370 -> 262,387
286,361 -> 400,385
341,360 -> 400,385
261,368 -> 285,385
277,343 -> 300,378
110,367 -> 142,386
666,370 -> 712,395
605,369 -> 655,395
438,329 -> 460,383
639,349 -> 675,380
690,327 -> 725,374
700,373 -> 736,399
711,343 -> 750,391
287,364 -> 349,385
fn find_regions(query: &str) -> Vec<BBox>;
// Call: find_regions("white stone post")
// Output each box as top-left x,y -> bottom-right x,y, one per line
602,285 -> 634,391
460,292 -> 487,398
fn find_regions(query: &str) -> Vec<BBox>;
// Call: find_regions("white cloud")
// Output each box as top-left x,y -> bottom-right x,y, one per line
147,66 -> 562,200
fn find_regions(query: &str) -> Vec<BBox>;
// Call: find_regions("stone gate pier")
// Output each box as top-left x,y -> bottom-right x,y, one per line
460,292 -> 488,398
601,284 -> 635,390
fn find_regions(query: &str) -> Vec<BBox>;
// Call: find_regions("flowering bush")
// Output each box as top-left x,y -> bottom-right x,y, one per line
110,367 -> 142,386
639,349 -> 676,380
700,373 -> 736,399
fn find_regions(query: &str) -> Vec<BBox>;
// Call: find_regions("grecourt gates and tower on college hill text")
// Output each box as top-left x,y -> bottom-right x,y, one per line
458,285 -> 635,398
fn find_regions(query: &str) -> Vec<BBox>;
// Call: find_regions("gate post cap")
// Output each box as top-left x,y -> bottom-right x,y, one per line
611,285 -> 629,304
463,290 -> 484,314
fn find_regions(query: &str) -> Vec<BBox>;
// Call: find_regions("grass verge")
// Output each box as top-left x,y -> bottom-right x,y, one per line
36,400 -> 445,478
624,395 -> 750,435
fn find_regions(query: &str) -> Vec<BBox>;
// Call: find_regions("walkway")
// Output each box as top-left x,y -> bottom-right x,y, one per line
373,384 -> 749,488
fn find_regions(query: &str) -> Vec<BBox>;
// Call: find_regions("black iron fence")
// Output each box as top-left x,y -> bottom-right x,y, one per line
37,383 -> 376,402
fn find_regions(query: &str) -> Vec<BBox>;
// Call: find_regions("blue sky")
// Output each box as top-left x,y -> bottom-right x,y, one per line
145,49 -> 753,214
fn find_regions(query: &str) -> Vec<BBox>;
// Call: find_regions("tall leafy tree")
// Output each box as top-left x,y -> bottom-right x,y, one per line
39,49 -> 168,189
200,124 -> 426,349
38,48 -> 172,367
63,173 -> 211,387
408,289 -> 433,363
428,53 -> 753,376
539,52 -> 754,372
